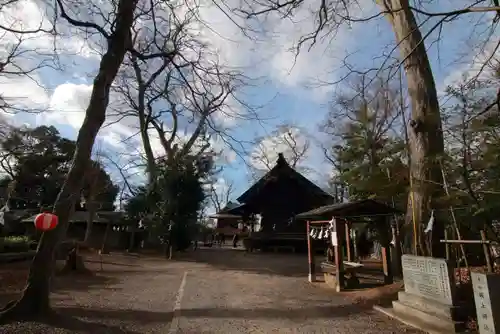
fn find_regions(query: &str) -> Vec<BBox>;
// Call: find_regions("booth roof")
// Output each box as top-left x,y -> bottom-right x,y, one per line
295,199 -> 402,220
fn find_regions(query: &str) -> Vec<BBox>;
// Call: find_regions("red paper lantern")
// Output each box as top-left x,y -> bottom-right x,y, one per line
34,213 -> 58,231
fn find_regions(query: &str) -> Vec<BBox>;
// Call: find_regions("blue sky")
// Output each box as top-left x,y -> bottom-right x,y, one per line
1,0 -> 498,211
218,0 -> 500,199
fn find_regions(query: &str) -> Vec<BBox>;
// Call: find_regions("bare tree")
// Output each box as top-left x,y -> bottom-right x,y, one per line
209,177 -> 235,212
111,2 -> 247,188
322,73 -> 405,172
0,115 -> 13,178
0,114 -> 8,135
249,124 -> 311,179
0,0 -> 181,320
0,0 -> 57,114
100,150 -> 142,208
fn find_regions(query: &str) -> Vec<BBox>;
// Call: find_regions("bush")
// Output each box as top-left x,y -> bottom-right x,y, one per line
1,235 -> 34,253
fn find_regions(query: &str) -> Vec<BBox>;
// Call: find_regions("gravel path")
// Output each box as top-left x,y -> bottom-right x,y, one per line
0,254 -> 184,334
0,249 -> 423,334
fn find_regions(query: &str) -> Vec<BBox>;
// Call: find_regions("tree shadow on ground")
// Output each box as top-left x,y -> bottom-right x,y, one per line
315,275 -> 386,290
180,249 -> 387,281
9,303 -> 369,332
92,268 -> 176,275
44,312 -> 143,334
52,270 -> 121,293
179,248 -> 309,277
0,306 -> 173,333
179,303 -> 373,321
59,304 -> 369,322
0,271 -> 122,308
85,260 -> 141,267
59,306 -> 173,324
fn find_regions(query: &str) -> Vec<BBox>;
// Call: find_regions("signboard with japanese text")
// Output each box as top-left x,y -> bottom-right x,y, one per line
401,255 -> 453,305
472,272 -> 500,334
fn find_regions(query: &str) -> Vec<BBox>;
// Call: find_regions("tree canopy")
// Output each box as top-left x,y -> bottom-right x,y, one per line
0,125 -> 118,211
323,67 -> 500,246
124,153 -> 215,250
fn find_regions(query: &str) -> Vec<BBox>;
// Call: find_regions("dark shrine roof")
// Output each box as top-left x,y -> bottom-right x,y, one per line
219,201 -> 242,213
236,153 -> 333,205
210,202 -> 249,218
224,202 -> 249,215
295,199 -> 402,220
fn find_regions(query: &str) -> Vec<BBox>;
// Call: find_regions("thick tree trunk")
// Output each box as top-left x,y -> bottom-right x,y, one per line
131,57 -> 168,185
378,0 -> 446,257
136,88 -> 157,184
0,0 -> 137,321
84,163 -> 100,246
83,200 -> 98,245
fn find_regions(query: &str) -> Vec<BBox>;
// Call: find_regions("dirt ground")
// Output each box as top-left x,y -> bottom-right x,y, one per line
0,253 -> 180,333
0,248 -> 422,334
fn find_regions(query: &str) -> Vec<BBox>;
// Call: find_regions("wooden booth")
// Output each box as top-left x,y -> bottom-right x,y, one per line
210,202 -> 244,236
295,199 -> 402,292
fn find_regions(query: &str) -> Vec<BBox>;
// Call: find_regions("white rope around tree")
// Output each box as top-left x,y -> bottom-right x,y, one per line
0,203 -> 9,226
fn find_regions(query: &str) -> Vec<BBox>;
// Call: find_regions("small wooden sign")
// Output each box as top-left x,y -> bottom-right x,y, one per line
331,232 -> 338,246
472,272 -> 500,334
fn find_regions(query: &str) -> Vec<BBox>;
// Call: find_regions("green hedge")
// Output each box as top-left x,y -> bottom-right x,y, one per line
0,236 -> 38,253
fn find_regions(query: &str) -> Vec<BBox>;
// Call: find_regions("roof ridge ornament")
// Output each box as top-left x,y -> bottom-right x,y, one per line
276,152 -> 288,166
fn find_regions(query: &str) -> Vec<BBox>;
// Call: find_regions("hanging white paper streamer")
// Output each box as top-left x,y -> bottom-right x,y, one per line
324,229 -> 330,239
424,210 -> 435,234
0,204 -> 8,226
328,218 -> 335,231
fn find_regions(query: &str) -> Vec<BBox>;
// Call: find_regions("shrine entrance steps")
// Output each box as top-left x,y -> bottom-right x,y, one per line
374,291 -> 469,334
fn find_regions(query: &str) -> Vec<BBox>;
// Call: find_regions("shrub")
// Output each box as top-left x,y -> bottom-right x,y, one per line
1,235 -> 33,253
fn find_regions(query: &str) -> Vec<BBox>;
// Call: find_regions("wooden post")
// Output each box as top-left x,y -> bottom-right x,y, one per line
306,221 -> 316,282
444,229 -> 450,261
100,222 -> 111,254
129,229 -> 135,252
352,229 -> 359,262
480,230 -> 493,273
378,217 -> 393,285
345,221 -> 352,262
333,218 -> 345,291
391,223 -> 402,278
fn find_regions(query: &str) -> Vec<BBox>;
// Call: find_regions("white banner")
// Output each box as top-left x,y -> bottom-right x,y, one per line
330,231 -> 338,246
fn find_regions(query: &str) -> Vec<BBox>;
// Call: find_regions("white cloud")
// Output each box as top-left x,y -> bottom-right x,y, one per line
44,83 -> 92,128
210,94 -> 242,128
33,80 -> 237,171
194,0 -> 372,102
0,0 -> 99,58
436,10 -> 500,95
441,39 -> 500,92
203,176 -> 227,193
250,126 -> 310,171
204,176 -> 236,215
0,74 -> 50,112
212,177 -> 228,191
